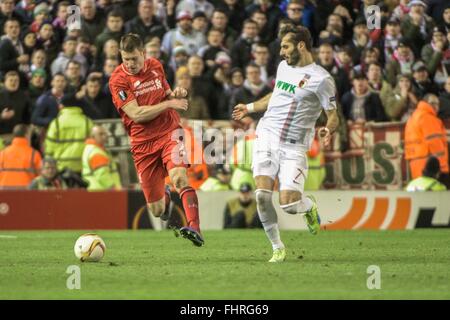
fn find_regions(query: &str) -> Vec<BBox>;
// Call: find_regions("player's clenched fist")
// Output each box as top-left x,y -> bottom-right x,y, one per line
170,99 -> 188,111
170,87 -> 188,99
232,104 -> 249,120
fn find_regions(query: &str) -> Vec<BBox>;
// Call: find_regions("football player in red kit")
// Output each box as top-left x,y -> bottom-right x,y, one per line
109,33 -> 203,246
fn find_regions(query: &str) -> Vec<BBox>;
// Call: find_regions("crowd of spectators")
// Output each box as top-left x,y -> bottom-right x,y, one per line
1,0 -> 450,191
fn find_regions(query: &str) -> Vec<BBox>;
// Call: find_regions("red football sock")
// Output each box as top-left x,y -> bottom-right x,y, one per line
179,186 -> 200,232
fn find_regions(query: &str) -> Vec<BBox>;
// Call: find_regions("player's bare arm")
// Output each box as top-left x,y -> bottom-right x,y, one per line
232,93 -> 272,120
318,109 -> 339,147
122,99 -> 188,124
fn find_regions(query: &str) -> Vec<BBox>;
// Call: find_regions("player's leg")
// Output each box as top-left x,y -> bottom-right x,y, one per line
278,149 -> 320,235
168,166 -> 204,246
255,175 -> 286,262
252,130 -> 285,262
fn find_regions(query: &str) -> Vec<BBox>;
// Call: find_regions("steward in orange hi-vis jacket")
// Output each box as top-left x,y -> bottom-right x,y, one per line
404,97 -> 449,179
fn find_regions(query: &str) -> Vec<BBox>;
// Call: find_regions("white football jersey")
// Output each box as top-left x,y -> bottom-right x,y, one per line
257,60 -> 337,148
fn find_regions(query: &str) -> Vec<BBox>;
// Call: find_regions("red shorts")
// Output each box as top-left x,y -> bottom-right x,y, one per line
131,129 -> 188,203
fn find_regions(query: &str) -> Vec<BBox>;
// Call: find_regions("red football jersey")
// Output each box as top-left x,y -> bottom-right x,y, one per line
109,58 -> 180,146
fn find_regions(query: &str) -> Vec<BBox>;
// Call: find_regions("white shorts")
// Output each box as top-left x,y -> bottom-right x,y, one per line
252,128 -> 309,193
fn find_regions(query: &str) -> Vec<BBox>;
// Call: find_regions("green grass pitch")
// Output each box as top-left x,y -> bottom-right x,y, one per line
0,229 -> 449,299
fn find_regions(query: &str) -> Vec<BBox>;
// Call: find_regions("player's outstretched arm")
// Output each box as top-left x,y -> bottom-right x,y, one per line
122,99 -> 188,123
232,93 -> 272,120
318,109 -> 339,147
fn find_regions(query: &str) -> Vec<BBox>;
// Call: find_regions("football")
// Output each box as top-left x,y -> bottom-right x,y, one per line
74,233 -> 106,262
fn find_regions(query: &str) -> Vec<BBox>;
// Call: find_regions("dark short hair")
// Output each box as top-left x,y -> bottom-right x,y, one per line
279,24 -> 312,51
13,124 -> 29,138
107,9 -> 124,20
120,33 -> 144,52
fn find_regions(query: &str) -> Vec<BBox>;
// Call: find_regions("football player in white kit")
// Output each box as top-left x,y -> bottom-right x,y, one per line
232,25 -> 339,262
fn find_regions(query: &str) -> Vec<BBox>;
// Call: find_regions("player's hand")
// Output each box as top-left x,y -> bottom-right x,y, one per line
232,104 -> 249,121
1,108 -> 15,120
318,127 -> 331,148
170,87 -> 188,99
170,99 -> 188,111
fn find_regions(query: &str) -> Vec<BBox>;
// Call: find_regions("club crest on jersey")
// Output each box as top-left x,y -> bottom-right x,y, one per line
298,74 -> 311,88
118,90 -> 127,101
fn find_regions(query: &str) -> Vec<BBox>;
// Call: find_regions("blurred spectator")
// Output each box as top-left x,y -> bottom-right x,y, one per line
95,9 -> 125,58
192,11 -> 208,33
51,36 -> 80,77
36,22 -> 59,64
30,49 -> 47,75
198,27 -> 228,71
251,42 -> 274,86
334,45 -> 354,80
32,73 -> 66,129
251,9 -> 271,45
65,60 -> 83,92
443,6 -> 450,33
317,43 -> 350,99
376,17 -> 403,66
245,0 -> 283,44
405,94 -> 448,179
392,74 -> 419,121
169,45 -> 189,73
80,0 -> 106,44
438,75 -> 450,119
29,2 -> 50,33
228,67 -> 245,97
29,156 -> 68,190
411,60 -> 439,99
44,90 -> 94,174
231,19 -> 259,69
92,38 -> 120,74
319,13 -> 345,47
200,164 -> 232,191
216,0 -> 246,34
348,16 -> 370,66
367,62 -> 400,119
0,71 -> 31,143
406,156 -> 447,191
145,40 -> 174,85
229,63 -> 271,121
304,138 -> 326,191
0,0 -> 23,36
401,0 -> 435,58
21,30 -> 36,57
341,72 -> 387,123
353,47 -> 380,75
28,68 -> 47,106
187,55 -> 215,112
421,26 -> 450,87
392,0 -> 411,22
162,10 -> 206,57
52,1 -> 71,44
0,18 -> 29,79
82,74 -> 116,120
210,53 -> 234,119
0,124 -> 41,189
386,39 -> 415,86
176,0 -> 215,19
286,0 -> 304,26
174,66 -> 210,119
125,0 -> 166,43
210,8 -> 238,50
223,182 -> 261,229
82,125 -> 121,191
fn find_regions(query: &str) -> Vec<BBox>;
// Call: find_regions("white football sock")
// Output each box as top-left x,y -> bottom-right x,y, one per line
255,189 -> 285,250
280,197 -> 313,215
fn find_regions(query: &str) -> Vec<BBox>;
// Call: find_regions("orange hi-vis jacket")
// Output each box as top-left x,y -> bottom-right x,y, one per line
404,101 -> 449,179
0,137 -> 42,188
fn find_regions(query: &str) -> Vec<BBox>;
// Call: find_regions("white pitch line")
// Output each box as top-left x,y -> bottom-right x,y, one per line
0,235 -> 18,239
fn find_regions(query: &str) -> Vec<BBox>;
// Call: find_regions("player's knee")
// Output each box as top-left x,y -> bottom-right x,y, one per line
172,174 -> 188,191
147,203 -> 164,217
255,189 -> 273,212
